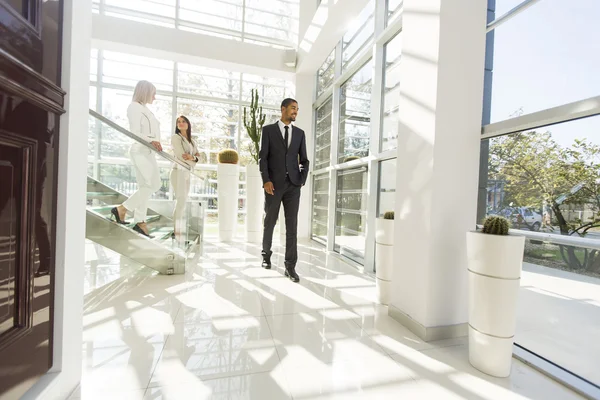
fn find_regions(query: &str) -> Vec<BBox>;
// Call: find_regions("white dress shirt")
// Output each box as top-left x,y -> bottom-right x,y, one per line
277,119 -> 292,148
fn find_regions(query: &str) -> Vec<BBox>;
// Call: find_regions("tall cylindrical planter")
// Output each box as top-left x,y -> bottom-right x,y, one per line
245,163 -> 263,243
375,218 -> 394,305
466,231 -> 525,377
217,163 -> 239,241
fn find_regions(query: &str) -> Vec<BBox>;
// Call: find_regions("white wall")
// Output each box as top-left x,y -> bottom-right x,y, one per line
22,0 -> 91,399
389,0 -> 487,335
92,14 -> 296,77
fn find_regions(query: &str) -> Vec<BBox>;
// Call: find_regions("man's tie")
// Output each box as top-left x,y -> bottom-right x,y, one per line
284,125 -> 289,152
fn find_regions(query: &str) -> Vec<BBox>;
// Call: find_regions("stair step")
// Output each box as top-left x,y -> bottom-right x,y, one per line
149,226 -> 174,241
87,191 -> 119,198
89,205 -> 161,223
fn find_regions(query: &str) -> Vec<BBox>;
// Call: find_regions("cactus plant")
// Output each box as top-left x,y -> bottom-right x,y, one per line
383,211 -> 394,220
482,215 -> 510,235
243,88 -> 266,164
218,149 -> 239,164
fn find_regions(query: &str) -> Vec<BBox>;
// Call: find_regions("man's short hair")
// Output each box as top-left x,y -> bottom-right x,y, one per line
281,98 -> 298,108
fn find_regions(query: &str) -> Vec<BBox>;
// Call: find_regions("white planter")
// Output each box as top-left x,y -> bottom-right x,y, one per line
217,163 -> 239,242
245,163 -> 263,243
375,218 -> 394,304
466,231 -> 525,377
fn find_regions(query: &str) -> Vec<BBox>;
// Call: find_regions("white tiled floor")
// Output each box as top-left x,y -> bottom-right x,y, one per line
71,239 -> 585,399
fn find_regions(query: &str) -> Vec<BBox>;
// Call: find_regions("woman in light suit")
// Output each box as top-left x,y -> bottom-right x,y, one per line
111,80 -> 163,237
171,115 -> 199,238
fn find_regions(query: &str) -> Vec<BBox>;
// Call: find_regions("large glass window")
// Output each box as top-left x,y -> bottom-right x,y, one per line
178,64 -> 240,100
317,49 -> 335,97
489,1 -> 600,123
342,0 -> 375,70
177,99 -> 238,165
102,51 -> 174,91
94,0 -> 299,49
244,0 -> 299,46
312,173 -> 330,243
482,116 -> 600,387
335,167 -> 368,264
90,48 -> 294,237
386,0 -> 402,26
381,32 -> 402,151
338,60 -> 373,163
314,97 -> 333,171
241,74 -> 294,108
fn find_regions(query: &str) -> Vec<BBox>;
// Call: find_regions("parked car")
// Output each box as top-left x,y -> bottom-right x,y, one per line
491,206 -> 542,231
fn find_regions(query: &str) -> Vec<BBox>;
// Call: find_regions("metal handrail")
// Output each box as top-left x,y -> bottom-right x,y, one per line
486,0 -> 542,33
89,109 -> 204,180
475,225 -> 600,251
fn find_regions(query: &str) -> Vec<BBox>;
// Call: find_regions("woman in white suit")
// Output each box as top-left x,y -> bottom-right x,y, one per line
171,115 -> 200,238
111,80 -> 163,237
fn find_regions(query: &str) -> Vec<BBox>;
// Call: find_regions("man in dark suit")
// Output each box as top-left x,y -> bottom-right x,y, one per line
259,98 -> 310,282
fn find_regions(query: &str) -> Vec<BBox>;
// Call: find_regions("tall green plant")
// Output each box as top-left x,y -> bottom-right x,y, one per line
243,89 -> 266,164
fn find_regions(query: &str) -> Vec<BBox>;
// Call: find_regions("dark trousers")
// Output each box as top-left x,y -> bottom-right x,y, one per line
262,177 -> 301,267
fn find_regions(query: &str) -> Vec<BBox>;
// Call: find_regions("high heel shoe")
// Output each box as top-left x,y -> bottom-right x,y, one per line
133,223 -> 154,238
110,207 -> 128,224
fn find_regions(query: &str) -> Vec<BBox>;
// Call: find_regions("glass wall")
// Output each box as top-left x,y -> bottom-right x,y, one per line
489,0 -> 599,123
312,174 -> 330,244
338,61 -> 373,163
92,0 -> 299,49
342,0 -> 375,71
481,0 -> 600,388
381,32 -> 402,151
90,48 -> 294,236
314,97 -> 333,171
317,49 -> 335,97
310,0 -> 401,268
386,0 -> 402,25
334,167 -> 368,264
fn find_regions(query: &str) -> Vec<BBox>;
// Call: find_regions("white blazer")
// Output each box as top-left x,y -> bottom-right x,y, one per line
171,133 -> 198,170
127,102 -> 160,154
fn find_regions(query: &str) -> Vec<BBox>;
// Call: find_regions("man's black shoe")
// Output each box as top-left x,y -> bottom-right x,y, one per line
262,257 -> 271,269
284,266 -> 300,283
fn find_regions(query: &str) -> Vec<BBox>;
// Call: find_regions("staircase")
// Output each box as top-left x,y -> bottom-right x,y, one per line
86,109 -> 205,275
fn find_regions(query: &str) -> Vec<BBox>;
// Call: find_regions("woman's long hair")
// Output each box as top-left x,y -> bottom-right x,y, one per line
175,115 -> 192,143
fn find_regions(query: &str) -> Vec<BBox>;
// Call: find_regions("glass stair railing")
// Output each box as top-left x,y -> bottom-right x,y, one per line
86,109 -> 206,275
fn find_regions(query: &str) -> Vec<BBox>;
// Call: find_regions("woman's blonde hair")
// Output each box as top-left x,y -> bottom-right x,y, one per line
132,80 -> 156,104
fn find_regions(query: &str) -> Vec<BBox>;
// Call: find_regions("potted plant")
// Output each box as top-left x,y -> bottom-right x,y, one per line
243,89 -> 266,243
217,148 -> 239,241
467,216 -> 525,377
375,211 -> 394,304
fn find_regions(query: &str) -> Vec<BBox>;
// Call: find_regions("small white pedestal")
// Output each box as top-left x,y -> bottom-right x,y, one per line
217,163 -> 239,242
466,231 -> 525,377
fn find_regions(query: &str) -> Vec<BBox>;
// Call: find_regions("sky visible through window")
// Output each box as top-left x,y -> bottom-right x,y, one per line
490,0 -> 600,147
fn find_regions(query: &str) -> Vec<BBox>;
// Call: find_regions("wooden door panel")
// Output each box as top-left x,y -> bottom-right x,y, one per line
0,0 -> 64,397
0,131 -> 36,343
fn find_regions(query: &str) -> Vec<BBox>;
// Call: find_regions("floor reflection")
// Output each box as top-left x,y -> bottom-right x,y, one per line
71,239 -> 584,400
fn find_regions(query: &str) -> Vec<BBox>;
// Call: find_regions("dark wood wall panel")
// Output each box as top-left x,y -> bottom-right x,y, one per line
0,0 -> 65,398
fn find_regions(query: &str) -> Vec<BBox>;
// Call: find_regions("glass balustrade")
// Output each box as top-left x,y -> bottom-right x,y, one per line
87,109 -> 206,269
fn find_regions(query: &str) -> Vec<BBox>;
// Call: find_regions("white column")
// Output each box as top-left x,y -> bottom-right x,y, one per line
23,1 -> 91,399
295,73 -> 315,239
389,0 -> 487,341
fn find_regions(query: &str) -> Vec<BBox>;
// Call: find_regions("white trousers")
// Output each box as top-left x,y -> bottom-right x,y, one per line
123,151 -> 161,223
170,168 -> 190,232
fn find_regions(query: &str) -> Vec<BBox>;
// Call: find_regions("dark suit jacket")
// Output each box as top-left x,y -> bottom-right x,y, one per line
259,122 -> 310,189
